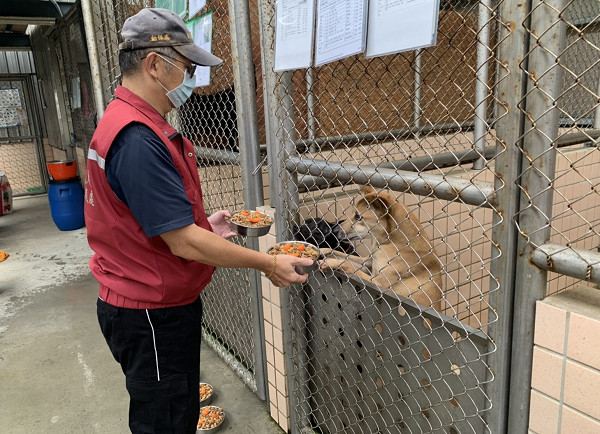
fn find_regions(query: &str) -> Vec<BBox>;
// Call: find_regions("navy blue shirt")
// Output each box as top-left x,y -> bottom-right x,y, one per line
105,122 -> 194,238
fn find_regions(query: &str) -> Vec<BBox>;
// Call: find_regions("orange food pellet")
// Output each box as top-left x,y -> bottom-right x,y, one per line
296,244 -> 306,251
202,408 -> 210,416
282,244 -> 292,251
247,217 -> 262,223
240,211 -> 250,216
287,253 -> 300,257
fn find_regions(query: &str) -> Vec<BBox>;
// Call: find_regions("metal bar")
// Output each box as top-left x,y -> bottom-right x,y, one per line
595,74 -> 600,129
80,0 -> 106,119
413,49 -> 422,135
0,135 -> 38,142
484,0 -> 532,430
194,146 -> 240,165
473,0 -> 492,170
508,0 -> 566,432
378,146 -> 498,171
194,128 -> 598,168
306,68 -> 316,152
257,2 -> 307,432
295,121 -> 477,149
555,129 -> 600,147
287,157 -> 497,207
229,0 -> 267,401
532,243 -> 600,284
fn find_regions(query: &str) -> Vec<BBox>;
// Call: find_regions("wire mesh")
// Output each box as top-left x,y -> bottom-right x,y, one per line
54,6 -> 97,155
87,0 -> 263,390
258,0 -> 505,432
515,0 -> 600,295
0,78 -> 45,196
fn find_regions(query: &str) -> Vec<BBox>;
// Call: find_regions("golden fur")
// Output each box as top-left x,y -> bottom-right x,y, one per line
320,187 -> 443,312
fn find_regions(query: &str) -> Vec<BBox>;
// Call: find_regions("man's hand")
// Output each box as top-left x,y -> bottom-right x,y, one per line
208,210 -> 237,239
266,254 -> 314,287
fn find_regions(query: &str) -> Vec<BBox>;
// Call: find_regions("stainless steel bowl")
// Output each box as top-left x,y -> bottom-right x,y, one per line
199,383 -> 213,406
197,405 -> 225,433
227,211 -> 272,237
268,241 -> 321,274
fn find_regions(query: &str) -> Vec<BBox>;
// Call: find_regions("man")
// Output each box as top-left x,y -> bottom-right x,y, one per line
84,8 -> 312,434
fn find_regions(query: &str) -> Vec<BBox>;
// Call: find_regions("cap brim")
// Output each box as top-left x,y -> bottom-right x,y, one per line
173,44 -> 223,67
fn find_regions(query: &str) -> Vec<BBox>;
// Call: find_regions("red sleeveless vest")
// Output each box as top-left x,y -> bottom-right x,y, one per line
85,86 -> 215,309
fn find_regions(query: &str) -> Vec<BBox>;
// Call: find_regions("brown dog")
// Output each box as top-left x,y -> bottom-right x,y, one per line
320,187 -> 443,312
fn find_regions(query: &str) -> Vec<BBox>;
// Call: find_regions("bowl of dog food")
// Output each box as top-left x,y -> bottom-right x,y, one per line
197,405 -> 225,433
227,210 -> 273,237
268,241 -> 321,274
199,383 -> 213,406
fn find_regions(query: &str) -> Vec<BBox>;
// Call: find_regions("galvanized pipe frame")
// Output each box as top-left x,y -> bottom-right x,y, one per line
483,0 -> 531,431
80,0 -> 106,120
532,243 -> 600,284
508,0 -> 567,432
257,2 -> 309,432
286,157 -> 497,208
228,0 -> 268,401
473,0 -> 493,170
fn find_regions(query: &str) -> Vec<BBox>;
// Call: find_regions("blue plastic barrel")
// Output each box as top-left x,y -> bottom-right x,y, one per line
48,178 -> 85,231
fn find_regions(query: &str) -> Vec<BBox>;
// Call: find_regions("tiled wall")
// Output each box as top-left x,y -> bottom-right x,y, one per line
529,286 -> 600,434
256,206 -> 290,432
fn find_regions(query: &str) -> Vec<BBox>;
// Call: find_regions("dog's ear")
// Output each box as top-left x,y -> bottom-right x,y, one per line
362,185 -> 376,196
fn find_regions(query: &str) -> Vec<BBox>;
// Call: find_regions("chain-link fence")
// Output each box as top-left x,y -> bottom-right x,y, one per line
258,0 -> 504,431
78,0 -> 600,432
87,0 -> 268,397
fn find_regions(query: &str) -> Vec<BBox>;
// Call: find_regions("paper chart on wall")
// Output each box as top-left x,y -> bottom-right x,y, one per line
186,11 -> 214,87
274,0 -> 316,71
314,0 -> 368,67
189,0 -> 207,18
366,0 -> 440,58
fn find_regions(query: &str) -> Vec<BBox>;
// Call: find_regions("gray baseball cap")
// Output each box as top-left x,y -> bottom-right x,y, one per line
118,8 -> 222,67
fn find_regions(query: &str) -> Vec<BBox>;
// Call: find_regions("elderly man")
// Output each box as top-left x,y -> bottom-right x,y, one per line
84,8 -> 311,433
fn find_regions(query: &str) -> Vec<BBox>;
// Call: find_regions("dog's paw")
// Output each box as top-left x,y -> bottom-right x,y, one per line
319,257 -> 341,271
319,248 -> 334,257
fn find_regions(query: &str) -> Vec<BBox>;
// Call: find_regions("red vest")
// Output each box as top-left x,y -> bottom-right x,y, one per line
85,86 -> 215,309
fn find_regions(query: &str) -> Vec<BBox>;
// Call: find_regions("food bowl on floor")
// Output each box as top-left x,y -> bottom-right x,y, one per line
268,241 -> 321,274
227,210 -> 273,237
199,383 -> 213,406
197,405 -> 225,433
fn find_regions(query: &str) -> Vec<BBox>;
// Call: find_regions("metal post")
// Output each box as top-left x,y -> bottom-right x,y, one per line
508,0 -> 566,432
229,0 -> 268,401
306,68 -> 316,152
595,75 -> 600,129
80,0 -> 106,119
473,0 -> 492,170
413,49 -> 422,135
484,0 -> 531,431
257,1 -> 305,432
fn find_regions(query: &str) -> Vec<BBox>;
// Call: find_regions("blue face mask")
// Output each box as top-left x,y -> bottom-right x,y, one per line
156,54 -> 196,109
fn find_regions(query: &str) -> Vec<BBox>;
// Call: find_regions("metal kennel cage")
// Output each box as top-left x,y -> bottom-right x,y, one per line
78,0 -> 600,432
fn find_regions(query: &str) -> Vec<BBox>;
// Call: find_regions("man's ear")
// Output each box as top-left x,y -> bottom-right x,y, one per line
143,52 -> 161,79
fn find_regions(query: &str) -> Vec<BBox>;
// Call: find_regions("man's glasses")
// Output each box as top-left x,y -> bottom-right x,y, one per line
142,53 -> 197,76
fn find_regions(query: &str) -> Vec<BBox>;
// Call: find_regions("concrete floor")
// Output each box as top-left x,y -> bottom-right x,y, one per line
0,195 -> 283,433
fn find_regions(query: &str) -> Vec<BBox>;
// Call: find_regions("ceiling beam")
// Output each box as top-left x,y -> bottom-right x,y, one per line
0,33 -> 31,49
0,1 -> 73,20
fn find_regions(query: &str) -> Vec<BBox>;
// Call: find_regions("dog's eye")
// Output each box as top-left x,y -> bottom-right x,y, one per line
354,212 -> 362,221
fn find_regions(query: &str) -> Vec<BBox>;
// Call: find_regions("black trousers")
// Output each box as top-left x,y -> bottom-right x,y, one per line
97,297 -> 203,434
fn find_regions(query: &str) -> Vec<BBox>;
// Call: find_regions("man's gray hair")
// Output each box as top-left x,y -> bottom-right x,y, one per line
119,47 -> 175,77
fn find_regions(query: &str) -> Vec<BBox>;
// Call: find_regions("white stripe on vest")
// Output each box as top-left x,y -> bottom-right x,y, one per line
87,149 -> 106,170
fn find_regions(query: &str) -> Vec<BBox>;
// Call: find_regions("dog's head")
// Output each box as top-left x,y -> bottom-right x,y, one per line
340,186 -> 421,245
293,218 -> 356,253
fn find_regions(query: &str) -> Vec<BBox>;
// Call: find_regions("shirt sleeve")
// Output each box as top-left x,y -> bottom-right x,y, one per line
105,122 -> 195,238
